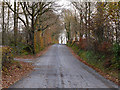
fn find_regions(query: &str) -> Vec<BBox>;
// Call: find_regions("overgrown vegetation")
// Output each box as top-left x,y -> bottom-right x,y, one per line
1,46 -> 34,88
2,46 -> 22,73
67,41 -> 120,83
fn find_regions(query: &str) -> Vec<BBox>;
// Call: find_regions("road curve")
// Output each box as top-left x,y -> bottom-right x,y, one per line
10,44 -> 118,88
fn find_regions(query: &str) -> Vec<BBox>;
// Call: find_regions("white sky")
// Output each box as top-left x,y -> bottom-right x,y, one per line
56,0 -> 71,9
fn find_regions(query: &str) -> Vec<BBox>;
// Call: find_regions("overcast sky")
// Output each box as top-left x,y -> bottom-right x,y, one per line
56,0 -> 71,9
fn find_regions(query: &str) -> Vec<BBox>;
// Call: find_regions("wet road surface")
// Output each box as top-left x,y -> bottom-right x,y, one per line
11,44 -> 118,88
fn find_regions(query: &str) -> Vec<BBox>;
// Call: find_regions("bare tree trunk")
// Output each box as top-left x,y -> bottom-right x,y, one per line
79,10 -> 83,38
14,1 -> 17,46
31,4 -> 35,54
2,1 -> 5,45
88,2 -> 90,41
7,2 -> 10,33
85,2 -> 88,39
68,21 -> 71,40
87,2 -> 91,50
117,2 -> 120,43
115,20 -> 118,43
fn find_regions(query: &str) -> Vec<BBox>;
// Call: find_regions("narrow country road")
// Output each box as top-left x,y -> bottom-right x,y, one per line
10,44 -> 118,88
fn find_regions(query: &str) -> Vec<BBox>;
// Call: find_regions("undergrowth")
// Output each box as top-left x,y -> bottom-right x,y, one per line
67,42 -> 120,80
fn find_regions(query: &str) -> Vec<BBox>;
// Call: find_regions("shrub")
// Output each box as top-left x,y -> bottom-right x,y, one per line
98,41 -> 112,54
93,40 -> 99,52
2,46 -> 23,73
2,46 -> 13,65
111,43 -> 120,70
103,58 -> 112,69
86,51 -> 96,61
21,50 -> 29,55
81,52 -> 87,60
97,41 -> 113,68
12,43 -> 32,55
72,43 -> 79,53
79,38 -> 87,50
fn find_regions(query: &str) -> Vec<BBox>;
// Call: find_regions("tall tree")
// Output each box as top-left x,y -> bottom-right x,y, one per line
85,2 -> 88,38
118,2 -> 120,43
14,1 -> 18,46
2,1 -> 5,45
6,2 -> 56,54
88,2 -> 91,41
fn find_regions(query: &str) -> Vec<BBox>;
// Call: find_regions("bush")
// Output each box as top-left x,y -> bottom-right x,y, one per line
86,51 -> 96,61
2,46 -> 15,72
72,43 -> 80,53
2,46 -> 13,66
79,38 -> 87,50
92,40 -> 99,52
2,46 -> 23,73
111,43 -> 120,70
79,51 -> 87,61
67,40 -> 120,71
98,41 -> 112,54
12,43 -> 32,55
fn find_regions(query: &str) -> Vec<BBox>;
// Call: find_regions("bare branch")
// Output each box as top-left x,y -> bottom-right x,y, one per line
6,2 -> 27,27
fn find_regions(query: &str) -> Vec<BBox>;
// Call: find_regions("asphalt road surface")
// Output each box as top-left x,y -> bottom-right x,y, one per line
11,44 -> 118,88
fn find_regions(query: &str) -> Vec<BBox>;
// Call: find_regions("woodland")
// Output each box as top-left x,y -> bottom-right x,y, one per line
0,1 -> 120,87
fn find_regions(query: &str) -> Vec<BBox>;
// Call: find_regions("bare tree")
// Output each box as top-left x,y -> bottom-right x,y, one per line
2,1 -> 5,45
6,1 -> 57,54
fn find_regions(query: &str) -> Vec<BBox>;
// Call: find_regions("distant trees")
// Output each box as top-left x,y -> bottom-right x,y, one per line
66,1 -> 120,73
34,10 -> 62,53
62,9 -> 80,42
63,2 -> 120,45
63,9 -> 72,41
